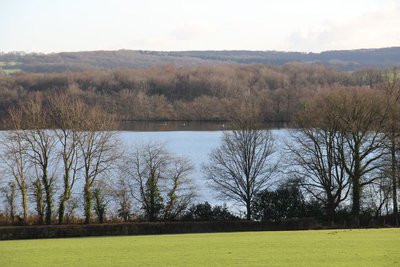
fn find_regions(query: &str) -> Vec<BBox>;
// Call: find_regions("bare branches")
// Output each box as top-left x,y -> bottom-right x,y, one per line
293,87 -> 388,225
123,142 -> 195,221
48,94 -> 86,224
287,127 -> 350,223
79,108 -> 120,224
205,129 -> 277,220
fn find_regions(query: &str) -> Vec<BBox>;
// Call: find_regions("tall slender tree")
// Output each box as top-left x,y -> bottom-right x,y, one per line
124,143 -> 195,221
380,70 -> 400,224
49,94 -> 85,224
330,88 -> 387,226
20,95 -> 58,225
1,108 -> 29,224
79,106 -> 119,224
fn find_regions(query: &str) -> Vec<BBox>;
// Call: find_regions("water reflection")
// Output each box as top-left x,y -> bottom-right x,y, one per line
119,120 -> 287,131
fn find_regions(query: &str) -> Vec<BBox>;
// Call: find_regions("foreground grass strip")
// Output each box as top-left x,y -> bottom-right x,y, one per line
0,228 -> 399,266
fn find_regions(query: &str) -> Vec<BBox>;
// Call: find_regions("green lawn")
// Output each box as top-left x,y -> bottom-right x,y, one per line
0,228 -> 399,266
3,68 -> 21,74
0,61 -> 18,66
0,61 -> 21,74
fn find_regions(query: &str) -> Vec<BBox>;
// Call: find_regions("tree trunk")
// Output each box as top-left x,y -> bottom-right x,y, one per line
58,197 -> 66,224
84,182 -> 92,224
149,187 -> 155,222
351,177 -> 361,227
326,199 -> 335,226
58,191 -> 71,225
351,143 -> 361,227
58,173 -> 71,224
246,200 -> 251,220
7,183 -> 16,225
391,140 -> 398,225
21,187 -> 28,225
34,178 -> 44,225
42,169 -> 53,225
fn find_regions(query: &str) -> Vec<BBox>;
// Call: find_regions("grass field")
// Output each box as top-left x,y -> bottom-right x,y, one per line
0,61 -> 18,66
0,228 -> 399,266
0,61 -> 21,74
2,68 -> 21,74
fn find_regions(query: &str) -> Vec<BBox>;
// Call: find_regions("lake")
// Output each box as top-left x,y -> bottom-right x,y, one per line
120,129 -> 291,209
0,128 -> 292,214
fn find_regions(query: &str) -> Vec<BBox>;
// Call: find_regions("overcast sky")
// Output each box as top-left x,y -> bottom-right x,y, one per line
1,0 -> 399,53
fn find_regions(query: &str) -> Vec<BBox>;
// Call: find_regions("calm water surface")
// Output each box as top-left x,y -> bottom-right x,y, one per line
120,129 -> 291,207
0,128 -> 292,212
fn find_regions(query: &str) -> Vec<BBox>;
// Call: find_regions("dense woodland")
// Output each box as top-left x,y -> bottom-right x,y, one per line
0,63 -> 394,124
0,63 -> 399,227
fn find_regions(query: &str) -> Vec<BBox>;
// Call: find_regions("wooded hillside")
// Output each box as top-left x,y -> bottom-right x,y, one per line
1,47 -> 400,73
0,63 -> 392,125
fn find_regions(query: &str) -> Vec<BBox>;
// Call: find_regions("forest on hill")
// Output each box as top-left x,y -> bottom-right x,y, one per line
0,47 -> 400,74
0,63 -> 394,126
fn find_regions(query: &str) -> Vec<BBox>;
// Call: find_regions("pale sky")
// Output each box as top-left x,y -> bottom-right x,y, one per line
1,0 -> 399,53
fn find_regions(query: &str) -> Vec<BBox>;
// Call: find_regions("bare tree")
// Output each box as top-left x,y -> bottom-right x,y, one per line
379,69 -> 400,224
163,157 -> 195,220
113,175 -> 132,222
1,182 -> 17,224
93,187 -> 110,224
49,94 -> 85,224
31,176 -> 45,224
326,88 -> 387,225
288,128 -> 350,224
1,108 -> 29,224
127,143 -> 166,221
79,106 -> 119,224
65,196 -> 79,224
25,129 -> 57,225
364,174 -> 392,218
204,127 -> 276,220
287,93 -> 351,224
18,95 -> 58,225
124,143 -> 195,221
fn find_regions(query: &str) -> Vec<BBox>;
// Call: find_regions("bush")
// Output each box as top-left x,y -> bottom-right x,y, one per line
252,181 -> 307,221
181,202 -> 239,221
0,219 -> 320,240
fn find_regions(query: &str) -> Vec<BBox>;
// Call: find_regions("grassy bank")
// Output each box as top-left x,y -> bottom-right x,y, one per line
0,228 -> 399,266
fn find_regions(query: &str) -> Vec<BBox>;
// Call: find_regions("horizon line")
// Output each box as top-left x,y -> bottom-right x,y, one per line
1,46 -> 400,56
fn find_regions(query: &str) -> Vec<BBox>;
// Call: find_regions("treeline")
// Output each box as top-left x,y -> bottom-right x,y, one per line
2,47 -> 400,72
0,50 -> 219,73
203,80 -> 400,227
287,84 -> 400,226
0,94 -> 236,225
0,63 -> 391,125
